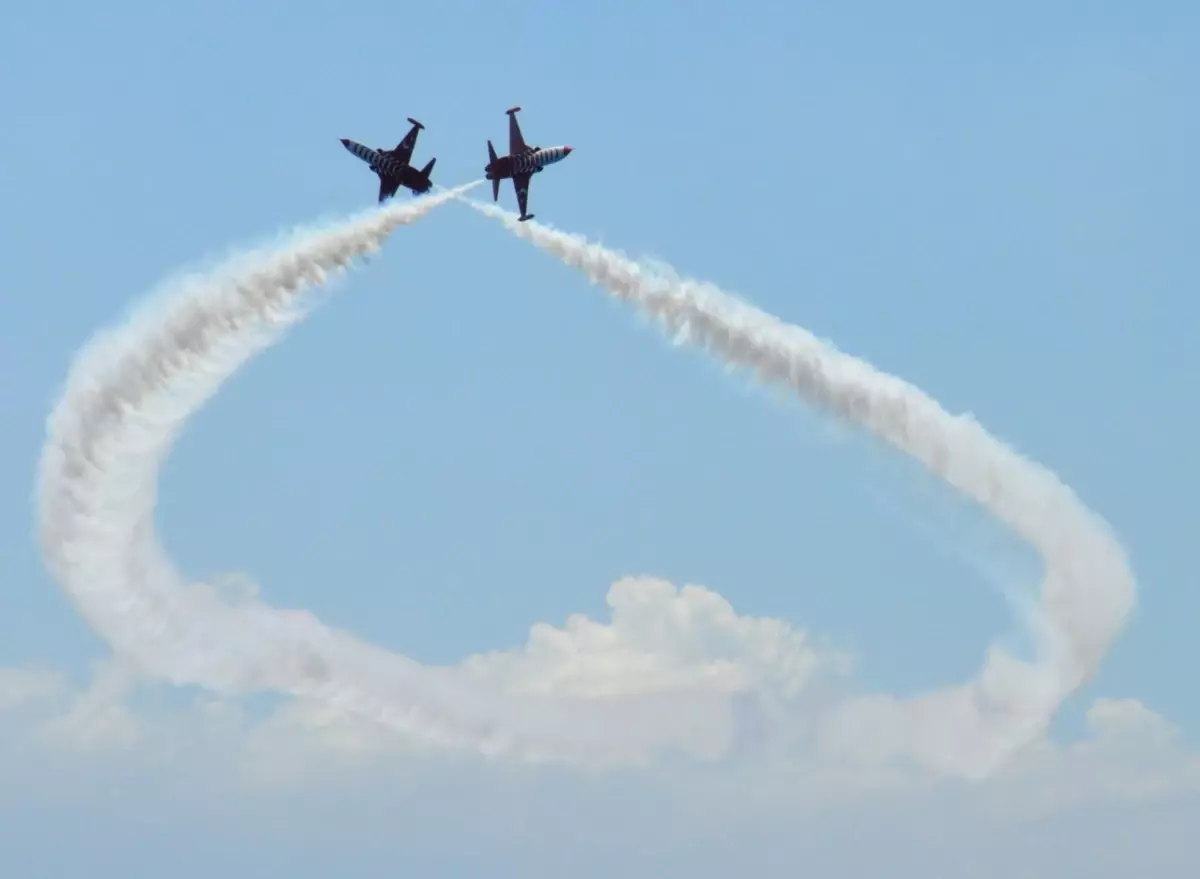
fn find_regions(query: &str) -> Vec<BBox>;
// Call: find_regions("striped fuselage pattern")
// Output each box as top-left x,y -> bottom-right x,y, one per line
344,139 -> 403,175
488,146 -> 572,179
340,136 -> 433,200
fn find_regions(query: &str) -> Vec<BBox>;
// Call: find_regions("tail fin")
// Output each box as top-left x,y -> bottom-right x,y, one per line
419,157 -> 436,179
487,140 -> 501,200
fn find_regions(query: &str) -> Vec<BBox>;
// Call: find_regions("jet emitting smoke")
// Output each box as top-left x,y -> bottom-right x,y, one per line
465,199 -> 1136,777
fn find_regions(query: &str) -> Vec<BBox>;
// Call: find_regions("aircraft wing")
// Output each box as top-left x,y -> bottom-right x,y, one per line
378,173 -> 402,203
391,121 -> 421,165
508,111 -> 528,155
512,171 -> 532,218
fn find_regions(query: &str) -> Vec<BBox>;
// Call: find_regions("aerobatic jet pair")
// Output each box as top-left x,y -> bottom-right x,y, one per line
339,106 -> 572,222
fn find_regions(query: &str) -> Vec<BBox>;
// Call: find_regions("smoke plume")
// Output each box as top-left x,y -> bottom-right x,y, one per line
33,180 -> 1136,778
465,200 -> 1135,777
36,185 -> 525,755
34,184 -> 781,767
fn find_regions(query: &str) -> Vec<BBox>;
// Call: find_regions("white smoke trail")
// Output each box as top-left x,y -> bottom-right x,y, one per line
35,187 -> 480,731
33,174 -> 1136,778
34,182 -> 767,767
465,200 -> 1136,778
34,185 -> 544,758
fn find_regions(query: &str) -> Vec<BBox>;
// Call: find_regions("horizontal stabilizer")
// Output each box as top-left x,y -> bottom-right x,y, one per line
419,157 -> 436,178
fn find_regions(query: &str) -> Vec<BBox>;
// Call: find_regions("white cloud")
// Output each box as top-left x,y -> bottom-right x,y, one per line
1,577 -> 1196,877
457,576 -> 844,700
981,697 -> 1200,816
0,666 -> 64,710
0,576 -> 1194,811
38,660 -> 143,752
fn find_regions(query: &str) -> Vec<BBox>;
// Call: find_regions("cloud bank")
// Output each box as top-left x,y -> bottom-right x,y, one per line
3,573 -> 1194,812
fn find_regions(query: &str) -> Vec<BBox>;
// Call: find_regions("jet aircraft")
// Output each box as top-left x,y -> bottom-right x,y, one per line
484,106 -> 573,221
340,118 -> 436,202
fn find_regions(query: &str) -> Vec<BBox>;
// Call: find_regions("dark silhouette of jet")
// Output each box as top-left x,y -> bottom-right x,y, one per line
484,106 -> 572,221
341,118 -> 436,202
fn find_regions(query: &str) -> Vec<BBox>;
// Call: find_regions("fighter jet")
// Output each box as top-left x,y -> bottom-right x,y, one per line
340,118 -> 436,203
484,106 -> 573,222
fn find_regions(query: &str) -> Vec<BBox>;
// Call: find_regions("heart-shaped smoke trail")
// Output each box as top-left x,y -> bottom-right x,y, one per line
33,177 -> 1136,778
465,200 -> 1136,778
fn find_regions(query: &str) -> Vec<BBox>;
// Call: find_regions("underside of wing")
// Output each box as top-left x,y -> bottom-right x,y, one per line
508,112 -> 528,155
512,172 -> 532,217
378,174 -> 402,202
392,123 -> 420,165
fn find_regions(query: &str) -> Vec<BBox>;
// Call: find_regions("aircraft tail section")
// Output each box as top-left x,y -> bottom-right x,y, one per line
419,157 -> 436,179
487,140 -> 500,200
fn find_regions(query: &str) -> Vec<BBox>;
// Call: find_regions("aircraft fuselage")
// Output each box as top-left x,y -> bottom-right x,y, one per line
485,146 -> 573,181
340,138 -> 433,194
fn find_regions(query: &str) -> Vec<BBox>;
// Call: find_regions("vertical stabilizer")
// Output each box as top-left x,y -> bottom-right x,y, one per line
487,140 -> 501,201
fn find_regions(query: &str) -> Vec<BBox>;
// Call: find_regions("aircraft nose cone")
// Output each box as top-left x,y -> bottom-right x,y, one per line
340,138 -> 350,146
564,146 -> 573,154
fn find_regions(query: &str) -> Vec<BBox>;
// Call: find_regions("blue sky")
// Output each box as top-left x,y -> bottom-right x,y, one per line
2,0 -> 1198,875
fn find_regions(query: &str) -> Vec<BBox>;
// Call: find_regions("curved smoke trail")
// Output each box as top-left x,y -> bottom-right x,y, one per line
464,200 -> 1136,777
34,179 -> 1135,778
35,183 -> 758,766
36,185 -> 519,755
